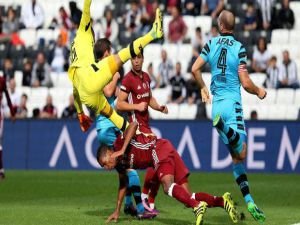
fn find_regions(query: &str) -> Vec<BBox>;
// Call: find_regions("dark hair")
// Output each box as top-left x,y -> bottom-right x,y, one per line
104,7 -> 113,18
94,38 -> 112,60
22,93 -> 28,99
96,144 -> 110,163
257,37 -> 267,51
32,108 -> 40,118
270,55 -> 277,61
196,27 -> 202,33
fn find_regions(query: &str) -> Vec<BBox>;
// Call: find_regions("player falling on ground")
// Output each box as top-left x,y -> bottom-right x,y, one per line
0,75 -> 16,180
93,38 -> 156,219
67,0 -> 163,135
98,122 -> 239,225
116,50 -> 169,213
191,10 -> 266,223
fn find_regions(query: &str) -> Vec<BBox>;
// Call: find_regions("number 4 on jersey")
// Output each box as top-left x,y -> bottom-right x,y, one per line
217,48 -> 227,75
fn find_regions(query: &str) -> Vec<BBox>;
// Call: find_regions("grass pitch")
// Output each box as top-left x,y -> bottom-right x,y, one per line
0,171 -> 299,225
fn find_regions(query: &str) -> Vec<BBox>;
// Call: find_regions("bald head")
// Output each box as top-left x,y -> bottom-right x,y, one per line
218,10 -> 235,32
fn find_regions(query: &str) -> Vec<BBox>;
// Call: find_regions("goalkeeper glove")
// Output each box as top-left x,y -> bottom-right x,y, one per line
78,113 -> 93,132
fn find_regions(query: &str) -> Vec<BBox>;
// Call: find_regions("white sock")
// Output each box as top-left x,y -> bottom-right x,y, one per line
149,203 -> 155,209
191,193 -> 196,199
141,193 -> 148,201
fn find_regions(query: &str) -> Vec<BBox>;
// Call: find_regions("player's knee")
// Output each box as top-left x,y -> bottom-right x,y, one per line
238,143 -> 247,160
159,180 -> 169,194
233,143 -> 247,162
160,178 -> 173,195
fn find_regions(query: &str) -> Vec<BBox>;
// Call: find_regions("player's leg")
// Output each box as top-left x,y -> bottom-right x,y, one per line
78,9 -> 163,102
89,8 -> 163,90
80,92 -> 128,132
100,102 -> 129,132
116,8 -> 163,67
142,167 -> 159,211
148,180 -> 160,211
125,170 -> 144,215
213,100 -> 265,222
158,163 -> 207,225
175,152 -> 238,224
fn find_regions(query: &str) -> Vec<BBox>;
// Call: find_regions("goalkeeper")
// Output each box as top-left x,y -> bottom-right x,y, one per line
68,0 -> 163,132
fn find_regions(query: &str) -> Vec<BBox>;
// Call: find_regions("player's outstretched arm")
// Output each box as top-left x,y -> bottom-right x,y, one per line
73,87 -> 83,113
106,172 -> 127,223
191,56 -> 211,103
111,122 -> 138,159
238,67 -> 267,99
73,87 -> 93,132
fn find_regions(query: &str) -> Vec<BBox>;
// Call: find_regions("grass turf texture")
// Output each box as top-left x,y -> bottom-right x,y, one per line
0,171 -> 299,225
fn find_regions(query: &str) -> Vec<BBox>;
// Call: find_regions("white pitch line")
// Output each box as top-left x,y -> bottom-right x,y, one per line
291,223 -> 300,225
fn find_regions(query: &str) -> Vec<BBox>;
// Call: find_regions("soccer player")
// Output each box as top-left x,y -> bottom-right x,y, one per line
98,122 -> 239,225
116,51 -> 169,212
93,38 -> 154,219
0,75 -> 16,180
191,10 -> 266,223
68,0 -> 163,134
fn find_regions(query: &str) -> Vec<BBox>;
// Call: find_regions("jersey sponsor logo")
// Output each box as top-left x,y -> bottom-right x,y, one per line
216,37 -> 234,46
137,92 -> 150,99
143,83 -> 147,89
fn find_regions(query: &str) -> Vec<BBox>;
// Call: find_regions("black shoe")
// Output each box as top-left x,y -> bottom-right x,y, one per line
124,204 -> 137,216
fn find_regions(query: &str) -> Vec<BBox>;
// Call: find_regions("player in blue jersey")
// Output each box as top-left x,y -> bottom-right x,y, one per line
191,10 -> 267,223
94,38 -> 155,220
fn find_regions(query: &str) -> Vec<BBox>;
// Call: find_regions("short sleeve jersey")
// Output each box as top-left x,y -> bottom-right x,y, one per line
200,33 -> 247,102
114,134 -> 153,170
120,70 -> 152,133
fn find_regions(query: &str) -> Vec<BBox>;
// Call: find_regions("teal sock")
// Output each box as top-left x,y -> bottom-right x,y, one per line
127,170 -> 144,214
233,163 -> 254,204
125,188 -> 132,206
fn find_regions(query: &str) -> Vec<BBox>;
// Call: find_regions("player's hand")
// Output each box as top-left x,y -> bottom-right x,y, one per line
106,210 -> 120,223
201,87 -> 211,103
257,88 -> 267,100
77,113 -> 93,132
136,102 -> 148,112
159,105 -> 168,114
